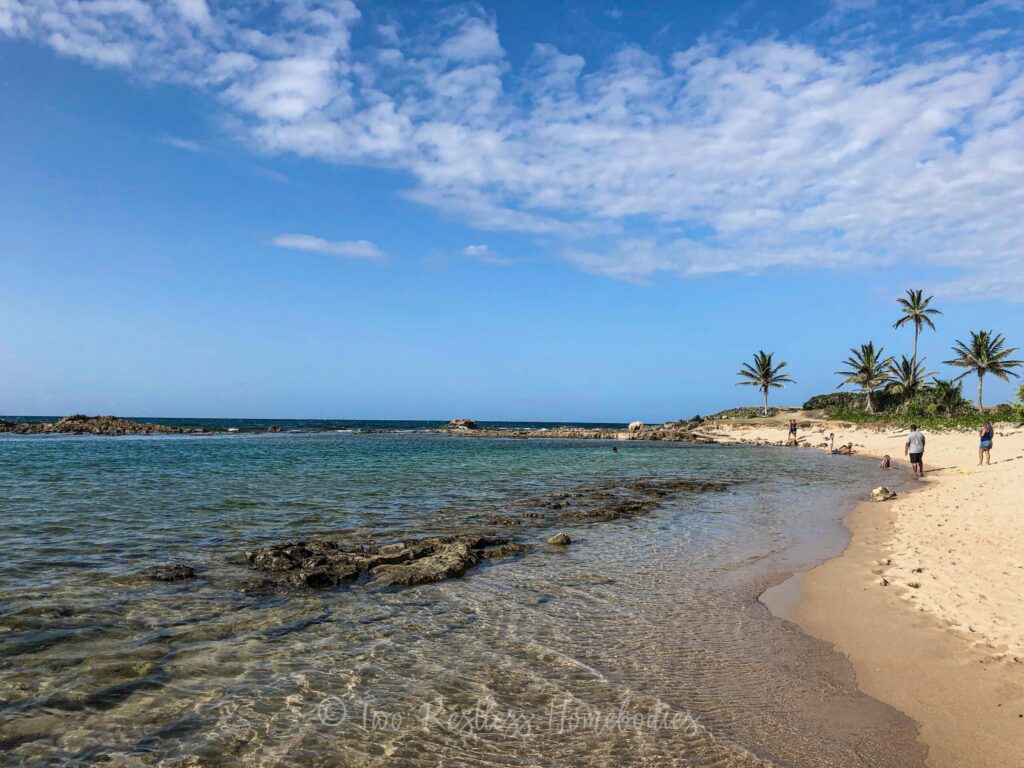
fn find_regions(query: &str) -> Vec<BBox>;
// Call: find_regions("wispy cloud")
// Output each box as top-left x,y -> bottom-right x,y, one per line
273,234 -> 386,262
5,1 -> 1024,298
160,136 -> 204,153
462,244 -> 514,266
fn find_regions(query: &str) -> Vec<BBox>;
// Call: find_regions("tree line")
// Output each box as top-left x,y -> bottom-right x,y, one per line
736,290 -> 1022,416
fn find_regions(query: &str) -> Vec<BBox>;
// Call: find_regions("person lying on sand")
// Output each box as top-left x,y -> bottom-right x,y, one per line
833,443 -> 856,455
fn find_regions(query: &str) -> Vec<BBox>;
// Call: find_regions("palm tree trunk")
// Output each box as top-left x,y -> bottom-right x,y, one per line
912,326 -> 919,370
763,387 -> 769,416
977,372 -> 984,412
866,388 -> 875,413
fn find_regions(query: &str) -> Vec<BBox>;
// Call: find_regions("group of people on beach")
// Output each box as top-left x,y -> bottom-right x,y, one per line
820,421 -> 996,476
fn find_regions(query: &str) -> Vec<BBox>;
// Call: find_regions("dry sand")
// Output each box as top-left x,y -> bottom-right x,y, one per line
701,416 -> 1024,768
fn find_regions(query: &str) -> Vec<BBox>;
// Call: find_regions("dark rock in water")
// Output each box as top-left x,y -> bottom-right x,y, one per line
147,564 -> 195,582
481,542 -> 532,559
0,414 -> 202,436
532,476 -> 727,523
444,418 -> 479,430
267,425 -> 284,433
486,515 -> 522,526
547,533 -> 571,546
244,535 -> 530,591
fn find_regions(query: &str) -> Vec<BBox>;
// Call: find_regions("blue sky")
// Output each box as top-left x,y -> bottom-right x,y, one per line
1,0 -> 1023,421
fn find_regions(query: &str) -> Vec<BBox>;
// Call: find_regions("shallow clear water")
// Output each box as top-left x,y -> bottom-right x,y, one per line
0,432 -> 924,767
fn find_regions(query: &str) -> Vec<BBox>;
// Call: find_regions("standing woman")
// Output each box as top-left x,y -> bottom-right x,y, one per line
979,421 -> 994,465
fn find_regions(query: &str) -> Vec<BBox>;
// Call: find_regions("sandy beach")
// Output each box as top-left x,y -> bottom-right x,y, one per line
703,417 -> 1024,767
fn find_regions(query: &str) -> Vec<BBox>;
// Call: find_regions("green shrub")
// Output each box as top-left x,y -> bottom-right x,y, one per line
802,392 -> 864,410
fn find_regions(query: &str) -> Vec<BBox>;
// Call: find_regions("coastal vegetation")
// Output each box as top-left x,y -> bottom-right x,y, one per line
754,291 -> 1023,430
892,289 -> 941,371
944,330 -> 1022,410
835,342 -> 894,413
735,350 -> 795,416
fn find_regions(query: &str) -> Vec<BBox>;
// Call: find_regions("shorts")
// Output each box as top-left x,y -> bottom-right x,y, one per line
980,440 -> 993,450
909,452 -> 923,464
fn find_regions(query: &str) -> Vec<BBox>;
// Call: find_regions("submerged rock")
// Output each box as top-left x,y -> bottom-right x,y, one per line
147,564 -> 195,582
547,533 -> 571,546
244,535 -> 530,591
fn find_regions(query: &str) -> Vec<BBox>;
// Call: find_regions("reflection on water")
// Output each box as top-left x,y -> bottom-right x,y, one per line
0,433 -> 924,766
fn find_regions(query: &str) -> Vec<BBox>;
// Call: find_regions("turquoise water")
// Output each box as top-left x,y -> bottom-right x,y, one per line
0,432 -> 924,767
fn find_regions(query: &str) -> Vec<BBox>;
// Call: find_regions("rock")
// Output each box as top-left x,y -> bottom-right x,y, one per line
0,414 -> 197,436
147,564 -> 195,582
870,486 -> 897,502
628,421 -> 644,433
244,535 -> 530,591
547,533 -> 571,546
486,515 -> 521,526
267,425 -> 283,433
427,423 -> 714,444
445,418 -> 479,430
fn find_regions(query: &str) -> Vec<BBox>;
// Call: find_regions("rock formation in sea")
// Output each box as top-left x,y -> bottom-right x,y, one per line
244,535 -> 530,589
0,414 -> 203,435
433,420 -> 715,443
236,476 -> 727,593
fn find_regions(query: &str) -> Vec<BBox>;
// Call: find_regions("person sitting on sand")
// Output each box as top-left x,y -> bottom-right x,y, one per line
835,443 -> 856,455
979,422 -> 994,465
880,454 -> 891,470
905,424 -> 926,477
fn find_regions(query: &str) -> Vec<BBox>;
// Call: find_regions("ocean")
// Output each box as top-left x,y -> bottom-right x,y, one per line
0,425 -> 925,767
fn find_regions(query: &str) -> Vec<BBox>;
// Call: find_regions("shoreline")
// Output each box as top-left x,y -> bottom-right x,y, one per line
706,418 -> 1024,767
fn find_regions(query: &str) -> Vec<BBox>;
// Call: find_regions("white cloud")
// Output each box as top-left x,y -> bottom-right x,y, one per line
172,0 -> 211,28
4,1 -> 1024,298
462,244 -> 513,266
273,234 -> 386,262
439,17 -> 503,62
160,135 -> 204,152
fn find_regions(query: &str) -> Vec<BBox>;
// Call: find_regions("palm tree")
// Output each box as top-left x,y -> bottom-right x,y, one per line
736,351 -> 795,416
929,378 -> 965,416
944,330 -> 1022,411
887,355 -> 935,401
893,289 -> 941,370
836,342 -> 894,413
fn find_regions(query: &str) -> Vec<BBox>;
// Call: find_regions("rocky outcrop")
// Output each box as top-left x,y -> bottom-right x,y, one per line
244,535 -> 530,590
444,418 -> 479,430
0,414 -> 202,436
547,533 -> 571,546
431,423 -> 714,443
628,421 -> 644,433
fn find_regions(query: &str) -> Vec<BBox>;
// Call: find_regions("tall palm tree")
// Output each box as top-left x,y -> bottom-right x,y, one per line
836,342 -> 894,413
736,351 -> 795,416
893,289 -> 941,370
887,355 -> 935,400
929,378 -> 965,416
943,330 -> 1022,411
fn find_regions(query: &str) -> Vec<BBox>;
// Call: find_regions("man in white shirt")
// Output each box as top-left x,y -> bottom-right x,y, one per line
905,424 -> 926,477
